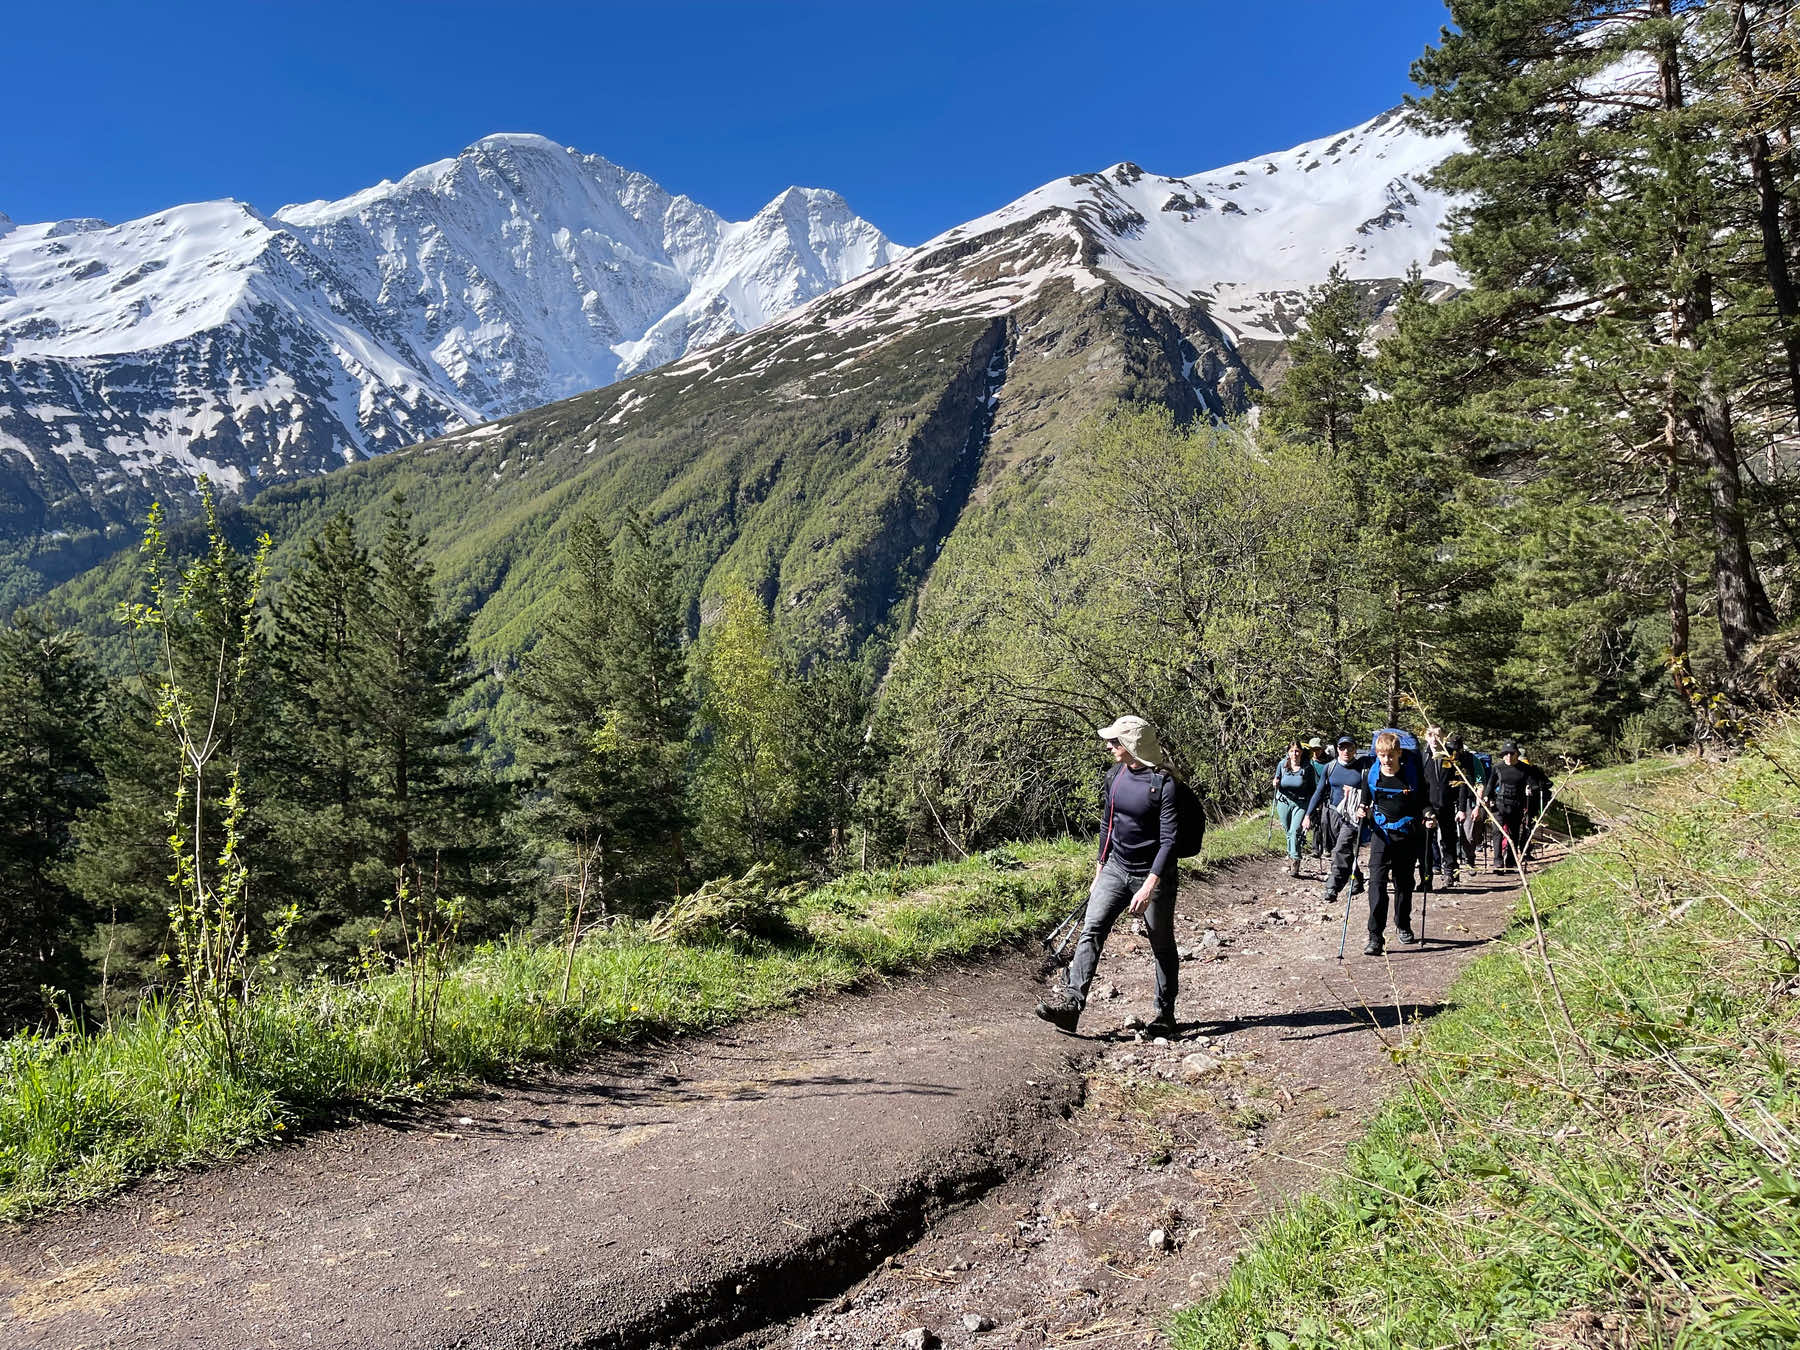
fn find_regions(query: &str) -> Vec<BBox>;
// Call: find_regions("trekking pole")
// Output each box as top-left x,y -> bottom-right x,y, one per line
1042,895 -> 1088,967
1419,819 -> 1432,946
1336,830 -> 1366,961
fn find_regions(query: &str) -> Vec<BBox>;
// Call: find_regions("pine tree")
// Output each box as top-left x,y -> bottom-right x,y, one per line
514,513 -> 689,920
1414,0 -> 1781,682
0,612 -> 106,1028
1257,263 -> 1369,460
263,513 -> 387,965
360,495 -> 489,890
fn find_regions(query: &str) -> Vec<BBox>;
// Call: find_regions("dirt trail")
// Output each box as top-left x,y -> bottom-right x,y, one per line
734,853 -> 1527,1349
0,853 -> 1528,1349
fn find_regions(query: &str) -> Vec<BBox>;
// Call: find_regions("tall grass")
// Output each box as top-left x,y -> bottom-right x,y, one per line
1170,733 -> 1800,1348
1,839 -> 1095,1219
0,811 -> 1284,1222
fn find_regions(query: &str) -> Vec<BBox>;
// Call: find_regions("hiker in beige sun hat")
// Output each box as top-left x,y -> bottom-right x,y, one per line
1093,714 -> 1164,768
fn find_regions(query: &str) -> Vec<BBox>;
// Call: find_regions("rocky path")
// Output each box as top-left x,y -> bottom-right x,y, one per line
0,853 -> 1526,1350
733,853 -> 1526,1349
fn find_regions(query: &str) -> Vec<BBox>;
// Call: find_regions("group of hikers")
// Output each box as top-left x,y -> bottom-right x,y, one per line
1034,715 -> 1553,1037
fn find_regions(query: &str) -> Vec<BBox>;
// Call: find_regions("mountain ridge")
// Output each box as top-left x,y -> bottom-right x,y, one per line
0,133 -> 905,600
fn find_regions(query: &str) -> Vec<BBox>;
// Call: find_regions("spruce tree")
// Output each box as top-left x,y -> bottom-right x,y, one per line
514,513 -> 689,919
263,513 -> 386,965
0,613 -> 106,1028
1257,263 -> 1369,460
361,495 -> 488,891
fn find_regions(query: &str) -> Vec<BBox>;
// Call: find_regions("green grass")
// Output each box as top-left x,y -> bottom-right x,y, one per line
1168,738 -> 1800,1348
0,812 -> 1281,1222
0,839 -> 1090,1220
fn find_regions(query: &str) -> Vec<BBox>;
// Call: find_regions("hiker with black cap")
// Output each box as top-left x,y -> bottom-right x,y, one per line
1436,733 -> 1483,888
1306,737 -> 1330,863
1485,741 -> 1552,872
1304,735 -> 1369,911
1036,716 -> 1181,1037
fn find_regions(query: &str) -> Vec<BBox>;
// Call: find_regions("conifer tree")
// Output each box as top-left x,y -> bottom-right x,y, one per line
1257,263 -> 1369,459
1414,0 -> 1780,679
360,495 -> 489,890
0,612 -> 106,1028
263,513 -> 386,963
513,512 -> 689,920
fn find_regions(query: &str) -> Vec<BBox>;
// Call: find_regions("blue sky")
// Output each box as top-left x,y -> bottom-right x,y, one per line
8,1 -> 1453,244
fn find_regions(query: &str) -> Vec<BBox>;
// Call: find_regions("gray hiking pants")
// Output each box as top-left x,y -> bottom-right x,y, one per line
1065,855 -> 1178,1017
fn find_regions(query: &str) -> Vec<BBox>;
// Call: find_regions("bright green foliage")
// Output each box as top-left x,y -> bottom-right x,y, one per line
1171,731 -> 1800,1348
887,405 -> 1354,848
114,485 -> 275,1062
692,588 -> 805,866
0,613 -> 106,1030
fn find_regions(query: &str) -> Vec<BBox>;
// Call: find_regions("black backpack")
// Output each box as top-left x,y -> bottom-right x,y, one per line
1102,764 -> 1208,859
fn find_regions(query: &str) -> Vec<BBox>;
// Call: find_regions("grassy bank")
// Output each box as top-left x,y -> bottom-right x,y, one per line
0,814 -> 1274,1222
1170,738 -> 1800,1347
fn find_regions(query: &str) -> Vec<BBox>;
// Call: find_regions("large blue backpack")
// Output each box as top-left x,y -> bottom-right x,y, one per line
1364,730 -> 1425,834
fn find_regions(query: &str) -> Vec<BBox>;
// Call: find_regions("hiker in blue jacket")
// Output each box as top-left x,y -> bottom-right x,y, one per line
1036,715 -> 1180,1037
1304,735 -> 1369,908
1358,729 -> 1435,956
1271,740 -> 1321,878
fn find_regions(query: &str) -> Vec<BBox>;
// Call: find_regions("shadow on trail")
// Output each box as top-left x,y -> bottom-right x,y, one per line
1086,1001 -> 1452,1045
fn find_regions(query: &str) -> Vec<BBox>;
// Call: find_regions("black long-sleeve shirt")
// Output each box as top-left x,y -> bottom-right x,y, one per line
1097,764 -> 1178,877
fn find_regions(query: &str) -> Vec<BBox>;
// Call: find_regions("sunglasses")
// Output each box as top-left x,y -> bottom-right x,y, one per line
1105,738 -> 1122,748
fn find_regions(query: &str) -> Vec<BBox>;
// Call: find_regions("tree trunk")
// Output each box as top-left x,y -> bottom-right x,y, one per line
1386,581 -> 1403,728
1732,0 -> 1800,427
1658,8 -> 1775,671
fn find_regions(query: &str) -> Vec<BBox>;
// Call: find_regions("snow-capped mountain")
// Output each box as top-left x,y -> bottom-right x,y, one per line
0,133 -> 902,556
697,106 -> 1459,385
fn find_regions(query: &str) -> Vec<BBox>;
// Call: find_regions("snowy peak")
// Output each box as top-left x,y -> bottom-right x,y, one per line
755,106 -> 1460,352
0,135 -> 902,548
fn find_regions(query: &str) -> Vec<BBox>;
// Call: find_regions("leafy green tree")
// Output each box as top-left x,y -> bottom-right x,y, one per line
693,588 -> 804,865
112,487 -> 275,1059
0,612 -> 106,1028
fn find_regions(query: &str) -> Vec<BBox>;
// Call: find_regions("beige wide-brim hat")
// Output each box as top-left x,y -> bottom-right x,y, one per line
1096,715 -> 1164,768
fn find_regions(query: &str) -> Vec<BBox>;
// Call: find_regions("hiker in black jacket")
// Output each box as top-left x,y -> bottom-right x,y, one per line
1036,715 -> 1180,1037
1359,730 -> 1434,956
1304,735 -> 1369,909
1419,726 -> 1462,890
1485,741 -> 1552,872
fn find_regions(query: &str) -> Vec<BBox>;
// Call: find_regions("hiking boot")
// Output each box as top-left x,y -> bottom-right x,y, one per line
1289,857 -> 1301,878
1349,875 -> 1365,897
1034,989 -> 1082,1034
1363,938 -> 1384,956
1143,1010 -> 1180,1039
1320,888 -> 1339,907
1444,872 -> 1458,889
1397,928 -> 1419,945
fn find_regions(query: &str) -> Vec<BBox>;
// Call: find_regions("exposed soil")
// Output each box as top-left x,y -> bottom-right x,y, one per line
0,853 -> 1530,1350
730,854 -> 1527,1350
